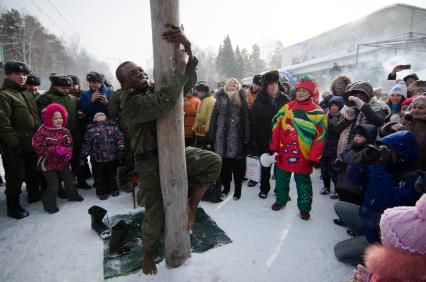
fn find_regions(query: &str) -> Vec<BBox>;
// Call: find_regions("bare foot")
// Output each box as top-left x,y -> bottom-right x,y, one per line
142,251 -> 157,275
188,204 -> 196,233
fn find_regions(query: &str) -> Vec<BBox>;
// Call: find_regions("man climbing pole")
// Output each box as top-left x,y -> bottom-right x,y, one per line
118,24 -> 221,275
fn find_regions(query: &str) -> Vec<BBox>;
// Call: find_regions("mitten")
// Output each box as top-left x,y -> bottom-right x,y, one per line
348,96 -> 365,110
55,146 -> 68,157
340,105 -> 356,120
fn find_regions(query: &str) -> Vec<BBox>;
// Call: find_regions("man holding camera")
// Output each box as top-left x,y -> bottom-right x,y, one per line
388,64 -> 419,88
79,71 -> 113,126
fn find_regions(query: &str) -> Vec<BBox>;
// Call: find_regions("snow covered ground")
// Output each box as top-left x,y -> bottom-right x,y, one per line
0,166 -> 354,282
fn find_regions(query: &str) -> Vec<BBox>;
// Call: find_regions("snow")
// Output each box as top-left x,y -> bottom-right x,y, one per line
0,167 -> 354,282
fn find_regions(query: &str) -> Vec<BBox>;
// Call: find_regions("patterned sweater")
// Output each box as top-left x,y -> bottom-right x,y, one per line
32,125 -> 73,171
270,99 -> 327,174
80,121 -> 125,163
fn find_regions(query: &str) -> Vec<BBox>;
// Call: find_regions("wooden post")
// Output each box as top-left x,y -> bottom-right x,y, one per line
150,0 -> 191,268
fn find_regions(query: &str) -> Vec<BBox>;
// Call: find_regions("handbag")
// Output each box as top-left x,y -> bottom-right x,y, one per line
245,156 -> 261,182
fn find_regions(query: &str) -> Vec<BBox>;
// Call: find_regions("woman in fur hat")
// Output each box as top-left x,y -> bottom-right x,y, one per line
208,78 -> 250,200
32,103 -> 83,213
354,194 -> 426,281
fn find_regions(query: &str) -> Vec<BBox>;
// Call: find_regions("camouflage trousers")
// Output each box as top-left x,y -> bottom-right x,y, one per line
134,146 -> 221,252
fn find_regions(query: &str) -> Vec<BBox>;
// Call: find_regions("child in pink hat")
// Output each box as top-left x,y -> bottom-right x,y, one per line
354,194 -> 426,281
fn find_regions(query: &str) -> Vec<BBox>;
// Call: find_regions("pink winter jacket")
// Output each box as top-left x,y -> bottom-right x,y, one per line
32,125 -> 73,171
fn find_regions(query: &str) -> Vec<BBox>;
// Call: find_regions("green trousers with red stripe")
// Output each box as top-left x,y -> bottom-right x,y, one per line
275,167 -> 313,212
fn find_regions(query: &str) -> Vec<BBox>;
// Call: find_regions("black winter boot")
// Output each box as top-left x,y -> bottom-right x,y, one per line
88,205 -> 110,239
108,220 -> 141,258
7,196 -> 29,219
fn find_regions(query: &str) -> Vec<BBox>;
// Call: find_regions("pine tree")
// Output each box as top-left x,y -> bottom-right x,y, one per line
250,44 -> 266,75
216,35 -> 237,80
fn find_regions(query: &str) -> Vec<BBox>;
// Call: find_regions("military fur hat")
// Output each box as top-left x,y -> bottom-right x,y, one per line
4,60 -> 31,75
195,81 -> 209,93
252,74 -> 263,86
51,75 -> 73,87
26,74 -> 41,86
68,75 -> 80,85
262,70 -> 280,86
86,71 -> 105,83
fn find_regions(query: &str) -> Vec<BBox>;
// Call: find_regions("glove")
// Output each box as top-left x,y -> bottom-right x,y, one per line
64,151 -> 72,162
353,264 -> 372,282
11,144 -> 25,159
340,105 -> 356,120
359,145 -> 390,165
348,96 -> 365,110
55,146 -> 68,156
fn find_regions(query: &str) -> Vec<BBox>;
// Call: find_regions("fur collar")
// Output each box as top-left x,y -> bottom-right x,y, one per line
365,245 -> 426,281
369,97 -> 391,118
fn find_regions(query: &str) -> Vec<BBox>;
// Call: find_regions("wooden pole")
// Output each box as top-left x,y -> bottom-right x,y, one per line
150,0 -> 191,268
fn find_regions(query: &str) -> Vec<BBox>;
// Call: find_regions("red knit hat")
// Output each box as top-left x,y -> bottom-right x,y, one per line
43,103 -> 68,127
295,75 -> 318,96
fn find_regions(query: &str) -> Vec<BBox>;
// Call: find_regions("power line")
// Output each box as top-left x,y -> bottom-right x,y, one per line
29,0 -> 67,35
45,0 -> 79,34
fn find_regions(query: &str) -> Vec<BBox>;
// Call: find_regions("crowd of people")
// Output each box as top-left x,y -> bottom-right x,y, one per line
0,26 -> 425,279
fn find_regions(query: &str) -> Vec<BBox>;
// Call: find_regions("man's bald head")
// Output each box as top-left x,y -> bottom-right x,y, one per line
116,61 -> 150,91
116,61 -> 133,84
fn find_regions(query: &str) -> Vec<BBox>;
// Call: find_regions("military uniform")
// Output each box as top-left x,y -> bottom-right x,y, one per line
36,86 -> 86,185
108,89 -> 134,190
122,57 -> 221,252
0,78 -> 42,215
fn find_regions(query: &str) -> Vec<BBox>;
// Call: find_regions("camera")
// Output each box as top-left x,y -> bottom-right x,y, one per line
348,100 -> 356,107
399,64 -> 411,70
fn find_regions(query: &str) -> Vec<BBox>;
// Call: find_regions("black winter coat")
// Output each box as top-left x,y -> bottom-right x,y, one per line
249,91 -> 289,156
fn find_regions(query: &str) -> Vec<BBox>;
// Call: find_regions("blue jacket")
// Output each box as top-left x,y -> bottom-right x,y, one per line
79,85 -> 113,123
358,131 -> 422,243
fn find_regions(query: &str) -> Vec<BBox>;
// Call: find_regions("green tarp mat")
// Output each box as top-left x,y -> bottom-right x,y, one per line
103,207 -> 232,279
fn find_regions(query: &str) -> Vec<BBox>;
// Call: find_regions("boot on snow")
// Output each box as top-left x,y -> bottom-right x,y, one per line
88,205 -> 111,239
108,220 -> 141,258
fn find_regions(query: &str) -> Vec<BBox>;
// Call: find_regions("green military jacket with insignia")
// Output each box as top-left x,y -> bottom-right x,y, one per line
122,57 -> 198,156
0,79 -> 41,152
36,86 -> 81,144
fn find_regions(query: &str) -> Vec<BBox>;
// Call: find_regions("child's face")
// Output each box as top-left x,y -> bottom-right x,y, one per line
389,94 -> 402,104
95,114 -> 107,122
295,88 -> 311,101
52,112 -> 63,128
329,104 -> 339,114
353,134 -> 367,144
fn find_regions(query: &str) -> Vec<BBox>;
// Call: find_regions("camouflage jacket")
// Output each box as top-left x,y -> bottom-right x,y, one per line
122,57 -> 198,156
0,79 -> 41,152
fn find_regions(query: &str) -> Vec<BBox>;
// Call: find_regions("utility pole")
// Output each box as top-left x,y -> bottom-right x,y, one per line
150,0 -> 191,268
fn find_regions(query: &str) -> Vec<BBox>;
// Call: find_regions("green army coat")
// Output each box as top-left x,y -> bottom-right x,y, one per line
122,57 -> 198,156
0,79 -> 41,152
36,86 -> 81,144
108,89 -> 128,136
